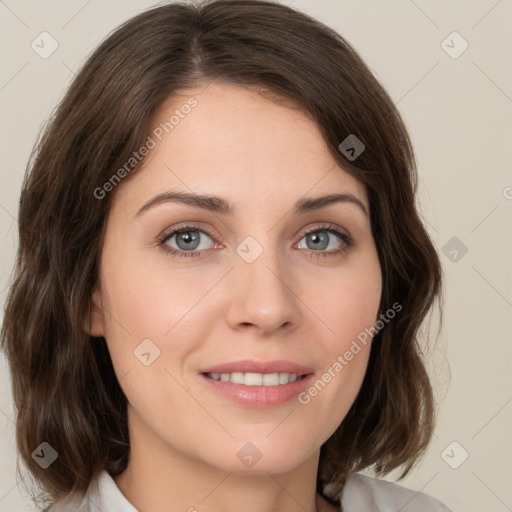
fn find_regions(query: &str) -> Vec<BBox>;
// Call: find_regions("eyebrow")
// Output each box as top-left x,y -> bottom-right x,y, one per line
134,190 -> 369,218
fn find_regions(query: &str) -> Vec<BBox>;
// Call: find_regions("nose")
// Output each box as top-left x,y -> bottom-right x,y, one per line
225,240 -> 301,337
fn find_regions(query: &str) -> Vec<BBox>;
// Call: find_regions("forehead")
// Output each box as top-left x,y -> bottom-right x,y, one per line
114,80 -> 368,215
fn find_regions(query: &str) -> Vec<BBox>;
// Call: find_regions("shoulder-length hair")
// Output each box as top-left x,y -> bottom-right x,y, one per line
1,0 -> 443,507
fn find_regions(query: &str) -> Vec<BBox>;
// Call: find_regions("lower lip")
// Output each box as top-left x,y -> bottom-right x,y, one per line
199,373 -> 315,408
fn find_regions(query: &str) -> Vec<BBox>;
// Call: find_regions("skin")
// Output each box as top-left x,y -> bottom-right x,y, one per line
87,79 -> 382,512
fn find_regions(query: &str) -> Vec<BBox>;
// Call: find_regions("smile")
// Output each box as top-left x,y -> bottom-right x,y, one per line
205,372 -> 304,386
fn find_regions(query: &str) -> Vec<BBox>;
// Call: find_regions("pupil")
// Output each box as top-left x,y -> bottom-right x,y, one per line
178,231 -> 199,249
309,232 -> 328,250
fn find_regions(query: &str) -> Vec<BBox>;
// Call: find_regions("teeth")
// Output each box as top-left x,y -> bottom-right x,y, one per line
207,372 -> 301,386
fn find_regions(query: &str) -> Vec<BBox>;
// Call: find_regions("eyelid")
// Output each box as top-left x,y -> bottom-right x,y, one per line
299,222 -> 350,240
158,221 -> 222,244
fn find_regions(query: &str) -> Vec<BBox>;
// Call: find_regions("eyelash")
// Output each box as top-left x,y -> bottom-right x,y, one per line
157,223 -> 353,260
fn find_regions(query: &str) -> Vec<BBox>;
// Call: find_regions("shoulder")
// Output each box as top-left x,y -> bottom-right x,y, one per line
43,490 -> 88,512
42,474 -> 97,512
44,470 -> 137,512
324,473 -> 453,512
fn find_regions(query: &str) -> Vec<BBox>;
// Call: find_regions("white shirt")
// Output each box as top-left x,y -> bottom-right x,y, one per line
46,469 -> 453,511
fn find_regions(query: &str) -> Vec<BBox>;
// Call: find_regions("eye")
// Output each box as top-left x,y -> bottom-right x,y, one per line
158,224 -> 218,258
295,224 -> 353,259
157,223 -> 353,259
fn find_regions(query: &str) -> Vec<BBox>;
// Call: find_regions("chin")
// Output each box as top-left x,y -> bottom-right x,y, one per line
202,440 -> 314,475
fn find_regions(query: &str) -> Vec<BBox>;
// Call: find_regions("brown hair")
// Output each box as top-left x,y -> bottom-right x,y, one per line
1,0 -> 443,508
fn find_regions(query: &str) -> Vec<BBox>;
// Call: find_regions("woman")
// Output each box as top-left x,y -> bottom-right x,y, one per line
1,1 -> 451,510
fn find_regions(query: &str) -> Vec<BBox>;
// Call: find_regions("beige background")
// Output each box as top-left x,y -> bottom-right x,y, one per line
0,1 -> 511,510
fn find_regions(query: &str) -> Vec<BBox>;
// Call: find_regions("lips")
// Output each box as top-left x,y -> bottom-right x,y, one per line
198,359 -> 314,376
197,359 -> 315,408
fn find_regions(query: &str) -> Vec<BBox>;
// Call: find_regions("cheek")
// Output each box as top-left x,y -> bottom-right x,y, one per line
309,249 -> 382,349
298,254 -> 381,420
98,248 -> 219,391
102,249 -> 200,338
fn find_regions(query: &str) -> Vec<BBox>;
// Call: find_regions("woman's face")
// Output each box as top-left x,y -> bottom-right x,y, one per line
88,80 -> 382,474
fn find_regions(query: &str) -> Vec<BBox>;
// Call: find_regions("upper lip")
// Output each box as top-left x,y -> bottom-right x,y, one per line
199,359 -> 314,376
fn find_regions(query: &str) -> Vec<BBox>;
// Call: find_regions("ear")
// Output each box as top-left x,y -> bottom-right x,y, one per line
83,281 -> 106,337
